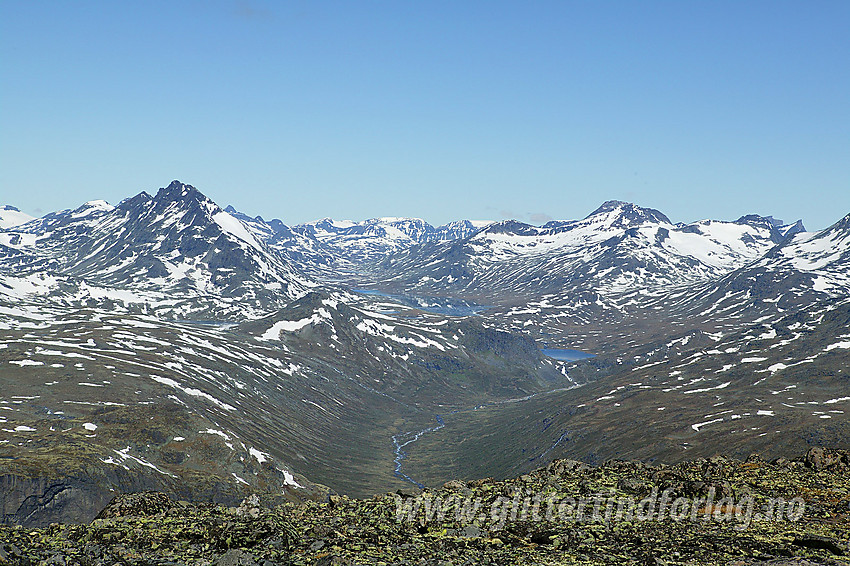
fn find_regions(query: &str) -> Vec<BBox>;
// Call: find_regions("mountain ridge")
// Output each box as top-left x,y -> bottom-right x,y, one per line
1,180 -> 847,534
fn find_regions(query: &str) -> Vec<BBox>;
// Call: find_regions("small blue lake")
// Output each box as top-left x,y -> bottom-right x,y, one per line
541,348 -> 596,362
354,289 -> 488,317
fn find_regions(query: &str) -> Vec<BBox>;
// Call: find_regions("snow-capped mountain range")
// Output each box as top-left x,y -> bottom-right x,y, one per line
289,217 -> 494,268
2,179 -> 850,527
6,182 -> 850,339
4,184 -> 848,330
670,210 -> 850,325
376,200 -> 810,305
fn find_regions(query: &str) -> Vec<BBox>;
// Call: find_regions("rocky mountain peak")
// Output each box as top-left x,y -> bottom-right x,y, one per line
482,219 -> 537,236
585,200 -> 672,225
735,214 -> 807,243
781,219 -> 807,238
154,180 -> 211,207
827,211 -> 850,233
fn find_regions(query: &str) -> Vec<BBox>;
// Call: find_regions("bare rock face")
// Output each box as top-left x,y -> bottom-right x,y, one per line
0,475 -> 114,528
546,458 -> 591,477
0,462 -> 247,527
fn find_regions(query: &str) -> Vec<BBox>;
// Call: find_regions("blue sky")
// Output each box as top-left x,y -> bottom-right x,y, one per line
1,1 -> 848,229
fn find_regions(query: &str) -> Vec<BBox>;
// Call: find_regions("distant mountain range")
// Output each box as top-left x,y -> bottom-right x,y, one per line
1,180 -> 847,528
291,216 -> 494,266
377,200 -> 808,303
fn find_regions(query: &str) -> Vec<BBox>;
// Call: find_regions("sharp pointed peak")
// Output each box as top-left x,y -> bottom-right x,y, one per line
158,180 -> 201,196
824,211 -> 850,232
151,180 -> 218,210
777,219 -> 806,240
593,199 -> 631,211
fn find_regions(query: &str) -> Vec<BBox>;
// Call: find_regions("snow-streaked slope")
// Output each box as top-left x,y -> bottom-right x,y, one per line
0,285 -> 571,504
671,212 -> 850,325
0,205 -> 35,229
434,220 -> 495,241
221,206 -> 337,276
779,215 -> 850,277
406,295 -> 850,480
212,210 -> 265,252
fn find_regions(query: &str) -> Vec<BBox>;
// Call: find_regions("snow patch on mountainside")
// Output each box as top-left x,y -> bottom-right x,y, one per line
72,200 -> 114,218
0,206 -> 36,229
260,313 -> 326,340
782,228 -> 849,271
212,211 -> 264,252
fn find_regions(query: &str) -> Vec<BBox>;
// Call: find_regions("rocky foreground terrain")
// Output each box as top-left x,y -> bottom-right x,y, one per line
1,449 -> 847,566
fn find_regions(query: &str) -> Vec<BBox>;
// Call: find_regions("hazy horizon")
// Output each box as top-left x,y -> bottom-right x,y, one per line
3,180 -> 822,231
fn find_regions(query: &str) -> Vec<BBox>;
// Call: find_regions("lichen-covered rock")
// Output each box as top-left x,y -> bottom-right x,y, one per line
94,491 -> 174,519
214,548 -> 261,566
0,450 -> 848,565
